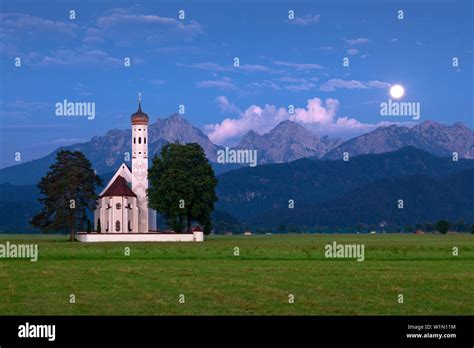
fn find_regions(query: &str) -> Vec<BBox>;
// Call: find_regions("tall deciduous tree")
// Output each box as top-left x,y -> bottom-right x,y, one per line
31,150 -> 102,241
148,143 -> 218,234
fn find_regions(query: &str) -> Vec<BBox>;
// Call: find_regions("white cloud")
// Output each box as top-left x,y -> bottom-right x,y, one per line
196,77 -> 237,90
178,62 -> 273,74
247,80 -> 281,90
0,13 -> 79,56
274,61 -> 323,70
29,49 -> 123,67
205,97 -> 366,144
204,97 -> 412,144
320,79 -> 390,92
346,37 -> 370,45
365,80 -> 391,88
284,82 -> 317,91
239,64 -> 272,72
290,98 -> 339,125
0,13 -> 78,37
216,96 -> 241,114
347,48 -> 359,55
205,102 -> 289,144
89,8 -> 203,45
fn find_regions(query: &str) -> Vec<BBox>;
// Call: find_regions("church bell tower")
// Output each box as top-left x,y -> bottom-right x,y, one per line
131,93 -> 149,232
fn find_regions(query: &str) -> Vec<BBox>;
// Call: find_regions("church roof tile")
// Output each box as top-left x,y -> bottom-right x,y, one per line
100,175 -> 136,198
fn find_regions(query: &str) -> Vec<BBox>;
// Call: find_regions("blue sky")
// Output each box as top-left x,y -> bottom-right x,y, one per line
0,0 -> 473,168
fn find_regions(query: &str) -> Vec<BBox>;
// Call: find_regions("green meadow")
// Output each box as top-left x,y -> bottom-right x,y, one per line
0,233 -> 473,315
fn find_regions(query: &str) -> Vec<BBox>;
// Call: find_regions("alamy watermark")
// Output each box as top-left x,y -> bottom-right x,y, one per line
324,241 -> 365,262
0,241 -> 38,262
217,147 -> 257,167
55,99 -> 95,120
18,322 -> 55,341
380,99 -> 420,120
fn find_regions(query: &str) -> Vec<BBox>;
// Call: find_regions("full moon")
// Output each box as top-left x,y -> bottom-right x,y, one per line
390,84 -> 405,99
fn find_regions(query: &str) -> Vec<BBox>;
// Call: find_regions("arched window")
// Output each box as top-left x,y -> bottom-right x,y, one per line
134,137 -> 136,144
116,203 -> 121,210
138,137 -> 141,144
128,220 -> 131,232
144,137 -> 146,144
115,220 -> 121,232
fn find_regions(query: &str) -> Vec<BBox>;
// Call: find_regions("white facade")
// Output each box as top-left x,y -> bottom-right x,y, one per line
94,97 -> 157,233
77,231 -> 204,242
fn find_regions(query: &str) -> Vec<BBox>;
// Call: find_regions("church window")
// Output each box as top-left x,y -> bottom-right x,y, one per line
128,220 -> 132,232
116,203 -> 121,210
106,221 -> 109,232
115,220 -> 121,232
134,137 -> 136,144
144,137 -> 146,144
139,137 -> 141,144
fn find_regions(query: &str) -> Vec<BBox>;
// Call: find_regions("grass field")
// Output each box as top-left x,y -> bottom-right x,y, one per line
0,233 -> 473,315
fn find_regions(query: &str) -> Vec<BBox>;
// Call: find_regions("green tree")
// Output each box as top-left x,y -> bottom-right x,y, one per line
148,143 -> 218,234
436,220 -> 449,234
31,150 -> 102,241
471,224 -> 474,235
86,219 -> 92,233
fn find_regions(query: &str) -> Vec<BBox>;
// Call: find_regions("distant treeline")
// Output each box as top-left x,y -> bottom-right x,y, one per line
212,219 -> 474,234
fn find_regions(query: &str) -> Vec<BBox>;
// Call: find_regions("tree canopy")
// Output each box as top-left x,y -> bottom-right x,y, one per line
31,150 -> 102,241
148,143 -> 218,234
436,220 -> 449,234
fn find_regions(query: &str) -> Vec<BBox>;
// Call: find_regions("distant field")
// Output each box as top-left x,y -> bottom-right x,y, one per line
0,233 -> 473,315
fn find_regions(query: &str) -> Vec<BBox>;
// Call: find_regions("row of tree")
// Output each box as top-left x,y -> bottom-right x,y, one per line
31,143 -> 218,240
212,220 -> 474,235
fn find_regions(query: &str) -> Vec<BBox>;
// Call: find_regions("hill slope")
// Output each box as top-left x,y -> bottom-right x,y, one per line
216,146 -> 474,220
251,169 -> 474,228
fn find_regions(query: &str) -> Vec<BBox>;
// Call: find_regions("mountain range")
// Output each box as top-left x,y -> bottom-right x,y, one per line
1,116 -> 473,186
0,114 -> 220,185
323,121 -> 474,160
236,120 -> 343,164
0,115 -> 473,232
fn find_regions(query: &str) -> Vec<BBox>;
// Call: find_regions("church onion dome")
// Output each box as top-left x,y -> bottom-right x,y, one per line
131,102 -> 149,125
100,175 -> 137,198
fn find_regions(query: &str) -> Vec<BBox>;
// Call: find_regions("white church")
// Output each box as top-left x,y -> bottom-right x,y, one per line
77,95 -> 203,243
